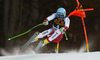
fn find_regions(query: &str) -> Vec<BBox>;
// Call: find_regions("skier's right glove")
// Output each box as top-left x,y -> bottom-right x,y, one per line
43,19 -> 49,26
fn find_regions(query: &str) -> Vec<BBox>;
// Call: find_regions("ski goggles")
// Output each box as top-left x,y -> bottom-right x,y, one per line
57,15 -> 64,18
57,13 -> 64,18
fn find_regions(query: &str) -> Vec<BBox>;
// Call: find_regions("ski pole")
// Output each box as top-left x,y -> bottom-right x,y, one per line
8,23 -> 43,40
64,32 -> 68,40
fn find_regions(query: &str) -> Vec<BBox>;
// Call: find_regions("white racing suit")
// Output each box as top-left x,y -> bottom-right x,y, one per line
36,13 -> 70,43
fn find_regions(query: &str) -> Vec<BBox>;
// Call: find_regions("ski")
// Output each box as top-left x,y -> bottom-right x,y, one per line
35,40 -> 43,51
22,32 -> 39,50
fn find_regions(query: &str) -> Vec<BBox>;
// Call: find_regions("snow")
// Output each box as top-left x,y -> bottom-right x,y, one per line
0,52 -> 100,60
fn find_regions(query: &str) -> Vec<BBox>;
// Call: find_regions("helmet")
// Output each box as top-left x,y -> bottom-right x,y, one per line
57,8 -> 66,18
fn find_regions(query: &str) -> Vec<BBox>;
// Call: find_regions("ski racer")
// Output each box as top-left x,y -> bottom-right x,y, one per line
31,7 -> 70,47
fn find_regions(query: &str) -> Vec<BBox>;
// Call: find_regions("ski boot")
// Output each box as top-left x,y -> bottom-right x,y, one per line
41,39 -> 49,47
35,39 -> 49,51
31,37 -> 39,43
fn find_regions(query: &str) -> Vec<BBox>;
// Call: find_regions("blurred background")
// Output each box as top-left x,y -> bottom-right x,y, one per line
0,0 -> 100,56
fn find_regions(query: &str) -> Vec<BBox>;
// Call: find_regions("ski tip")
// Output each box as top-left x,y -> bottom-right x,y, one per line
8,38 -> 11,40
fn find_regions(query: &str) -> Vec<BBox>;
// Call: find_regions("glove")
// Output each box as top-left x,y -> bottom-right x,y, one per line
43,19 -> 49,25
60,27 -> 66,32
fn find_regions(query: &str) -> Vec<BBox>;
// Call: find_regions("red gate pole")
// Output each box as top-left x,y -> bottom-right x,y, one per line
81,17 -> 89,52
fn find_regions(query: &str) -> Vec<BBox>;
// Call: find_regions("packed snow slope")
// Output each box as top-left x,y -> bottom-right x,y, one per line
0,52 -> 100,60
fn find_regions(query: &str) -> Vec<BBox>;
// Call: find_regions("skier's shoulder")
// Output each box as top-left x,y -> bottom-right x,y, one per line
48,13 -> 57,18
52,13 -> 57,17
64,16 -> 70,21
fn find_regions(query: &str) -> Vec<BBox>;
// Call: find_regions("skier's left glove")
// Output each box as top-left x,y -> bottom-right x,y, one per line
43,19 -> 49,26
60,27 -> 66,32
60,26 -> 68,32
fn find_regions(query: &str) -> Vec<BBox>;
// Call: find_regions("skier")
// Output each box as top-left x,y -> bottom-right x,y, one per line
31,7 -> 70,47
